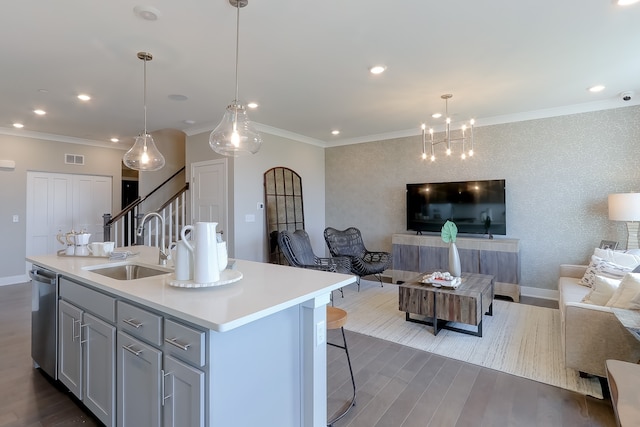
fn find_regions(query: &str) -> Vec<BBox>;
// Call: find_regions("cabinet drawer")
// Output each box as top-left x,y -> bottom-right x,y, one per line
60,277 -> 116,323
164,319 -> 205,367
117,301 -> 163,346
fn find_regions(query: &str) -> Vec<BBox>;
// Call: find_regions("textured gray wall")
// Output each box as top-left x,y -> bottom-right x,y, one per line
326,105 -> 640,293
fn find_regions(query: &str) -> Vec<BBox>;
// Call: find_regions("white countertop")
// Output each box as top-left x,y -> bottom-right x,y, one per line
27,246 -> 355,332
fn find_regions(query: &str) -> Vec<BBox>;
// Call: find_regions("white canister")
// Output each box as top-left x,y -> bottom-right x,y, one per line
217,241 -> 228,272
181,222 -> 220,284
170,240 -> 194,281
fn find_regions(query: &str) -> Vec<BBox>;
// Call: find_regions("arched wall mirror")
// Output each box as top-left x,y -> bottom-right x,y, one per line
264,167 -> 304,264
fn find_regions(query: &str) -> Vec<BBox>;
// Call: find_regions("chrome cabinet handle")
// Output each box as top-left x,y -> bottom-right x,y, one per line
80,323 -> 88,344
161,369 -> 172,406
73,319 -> 82,341
164,337 -> 191,351
122,344 -> 143,356
122,318 -> 143,329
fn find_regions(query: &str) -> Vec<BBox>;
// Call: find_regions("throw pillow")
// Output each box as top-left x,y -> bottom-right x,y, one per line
606,273 -> 640,309
594,248 -> 640,268
578,255 -> 634,288
581,275 -> 622,306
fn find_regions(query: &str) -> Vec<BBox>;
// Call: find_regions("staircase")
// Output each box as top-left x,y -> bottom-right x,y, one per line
103,167 -> 189,249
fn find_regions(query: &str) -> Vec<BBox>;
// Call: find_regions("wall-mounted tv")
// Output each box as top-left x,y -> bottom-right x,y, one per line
406,179 -> 506,235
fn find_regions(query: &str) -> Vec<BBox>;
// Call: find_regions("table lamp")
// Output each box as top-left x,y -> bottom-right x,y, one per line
608,193 -> 640,250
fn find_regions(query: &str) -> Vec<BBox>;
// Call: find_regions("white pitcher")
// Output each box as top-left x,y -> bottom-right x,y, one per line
181,222 -> 219,284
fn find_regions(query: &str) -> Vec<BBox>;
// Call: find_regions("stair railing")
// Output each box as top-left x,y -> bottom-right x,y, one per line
104,167 -> 188,248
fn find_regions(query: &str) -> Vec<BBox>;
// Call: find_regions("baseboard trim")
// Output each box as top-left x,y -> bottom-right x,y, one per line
0,274 -> 29,286
521,285 -> 558,301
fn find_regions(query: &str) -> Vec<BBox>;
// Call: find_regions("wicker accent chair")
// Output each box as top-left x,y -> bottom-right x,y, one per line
277,229 -> 352,297
323,227 -> 392,291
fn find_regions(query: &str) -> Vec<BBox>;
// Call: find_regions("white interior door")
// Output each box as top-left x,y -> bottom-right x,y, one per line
191,160 -> 227,237
27,172 -> 113,259
27,172 -> 73,257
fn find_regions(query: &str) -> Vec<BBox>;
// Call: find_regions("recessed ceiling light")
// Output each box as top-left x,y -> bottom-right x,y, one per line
331,130 -> 340,135
247,102 -> 258,109
168,94 -> 188,101
616,0 -> 639,5
77,94 -> 91,101
33,109 -> 46,115
133,5 -> 160,21
183,120 -> 196,125
110,138 -> 119,143
432,113 -> 442,119
588,85 -> 605,93
369,65 -> 387,75
13,123 -> 24,128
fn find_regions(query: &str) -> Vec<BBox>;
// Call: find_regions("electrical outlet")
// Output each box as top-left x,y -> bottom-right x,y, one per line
257,202 -> 264,210
12,215 -> 18,223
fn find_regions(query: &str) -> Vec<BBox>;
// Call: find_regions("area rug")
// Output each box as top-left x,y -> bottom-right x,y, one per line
332,279 -> 603,399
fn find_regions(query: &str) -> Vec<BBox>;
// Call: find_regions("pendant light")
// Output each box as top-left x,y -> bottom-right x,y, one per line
209,0 -> 262,157
123,52 -> 165,171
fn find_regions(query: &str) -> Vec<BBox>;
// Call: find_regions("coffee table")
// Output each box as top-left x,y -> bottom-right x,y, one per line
398,272 -> 494,337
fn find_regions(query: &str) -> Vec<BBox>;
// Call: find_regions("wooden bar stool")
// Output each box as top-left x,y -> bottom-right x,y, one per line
326,306 -> 356,426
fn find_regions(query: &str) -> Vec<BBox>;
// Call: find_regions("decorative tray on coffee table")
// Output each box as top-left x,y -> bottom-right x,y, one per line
421,272 -> 461,289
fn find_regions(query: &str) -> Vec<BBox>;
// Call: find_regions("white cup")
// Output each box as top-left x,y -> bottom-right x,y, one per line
102,241 -> 115,256
89,242 -> 104,256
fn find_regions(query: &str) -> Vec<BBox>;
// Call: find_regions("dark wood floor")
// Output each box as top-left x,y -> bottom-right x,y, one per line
1,283 -> 615,427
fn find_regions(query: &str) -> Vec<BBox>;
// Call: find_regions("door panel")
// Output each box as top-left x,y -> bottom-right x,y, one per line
191,160 -> 227,235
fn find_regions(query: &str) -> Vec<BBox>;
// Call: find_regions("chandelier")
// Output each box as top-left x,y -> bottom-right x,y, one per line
421,94 -> 475,161
123,52 -> 165,171
210,0 -> 262,157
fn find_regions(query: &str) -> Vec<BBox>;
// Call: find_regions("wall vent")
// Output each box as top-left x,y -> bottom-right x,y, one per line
65,154 -> 85,165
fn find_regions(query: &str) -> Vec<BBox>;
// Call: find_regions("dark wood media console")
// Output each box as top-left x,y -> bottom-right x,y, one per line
391,234 -> 521,302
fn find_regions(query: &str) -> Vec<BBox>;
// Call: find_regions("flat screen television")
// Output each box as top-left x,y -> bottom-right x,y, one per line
406,179 -> 506,235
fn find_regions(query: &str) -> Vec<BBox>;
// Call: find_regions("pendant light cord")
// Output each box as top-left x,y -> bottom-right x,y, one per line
143,55 -> 148,136
234,2 -> 240,104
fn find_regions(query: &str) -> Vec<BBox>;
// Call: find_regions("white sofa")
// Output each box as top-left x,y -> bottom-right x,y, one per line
559,264 -> 640,378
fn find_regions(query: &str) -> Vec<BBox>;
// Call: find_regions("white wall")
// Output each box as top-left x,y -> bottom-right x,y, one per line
186,131 -> 326,262
0,133 -> 123,283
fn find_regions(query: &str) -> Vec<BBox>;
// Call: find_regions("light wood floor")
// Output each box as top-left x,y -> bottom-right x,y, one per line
1,283 -> 615,427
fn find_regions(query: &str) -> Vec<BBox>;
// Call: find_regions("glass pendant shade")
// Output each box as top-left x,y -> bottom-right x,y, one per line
123,133 -> 165,171
209,103 -> 262,157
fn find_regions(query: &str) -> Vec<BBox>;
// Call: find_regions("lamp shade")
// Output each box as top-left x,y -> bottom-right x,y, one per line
209,103 -> 262,157
123,133 -> 165,171
608,193 -> 640,221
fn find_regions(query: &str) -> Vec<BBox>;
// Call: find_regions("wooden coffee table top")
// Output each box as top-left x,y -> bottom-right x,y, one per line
400,272 -> 495,296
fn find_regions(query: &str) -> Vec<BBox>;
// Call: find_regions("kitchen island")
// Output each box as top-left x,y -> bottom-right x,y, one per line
27,246 -> 355,427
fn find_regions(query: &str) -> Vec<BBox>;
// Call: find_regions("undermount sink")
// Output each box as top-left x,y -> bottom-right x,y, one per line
86,263 -> 171,280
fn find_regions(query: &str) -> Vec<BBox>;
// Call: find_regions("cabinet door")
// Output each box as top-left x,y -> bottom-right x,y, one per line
59,300 -> 83,398
163,355 -> 205,427
83,313 -> 116,427
117,331 -> 162,427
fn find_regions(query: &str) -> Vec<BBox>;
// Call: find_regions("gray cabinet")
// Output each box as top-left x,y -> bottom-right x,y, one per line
58,284 -> 116,427
163,355 -> 205,427
117,301 -> 206,427
117,331 -> 162,427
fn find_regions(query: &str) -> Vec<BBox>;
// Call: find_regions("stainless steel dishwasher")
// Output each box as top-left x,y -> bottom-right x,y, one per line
30,266 -> 58,379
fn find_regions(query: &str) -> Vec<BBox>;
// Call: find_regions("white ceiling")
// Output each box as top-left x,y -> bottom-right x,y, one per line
1,0 -> 640,148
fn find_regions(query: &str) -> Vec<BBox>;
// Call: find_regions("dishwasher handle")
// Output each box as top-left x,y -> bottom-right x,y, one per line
29,268 -> 57,285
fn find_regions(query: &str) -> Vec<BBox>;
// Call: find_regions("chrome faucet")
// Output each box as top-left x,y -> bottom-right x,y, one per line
137,212 -> 168,266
